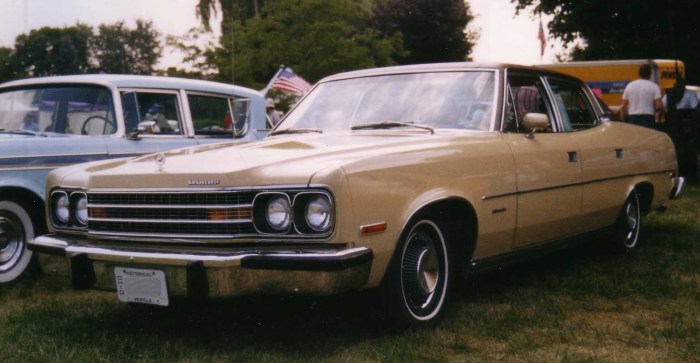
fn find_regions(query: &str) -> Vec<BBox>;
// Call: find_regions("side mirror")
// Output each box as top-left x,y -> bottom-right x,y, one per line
522,113 -> 549,138
137,120 -> 157,132
231,98 -> 251,138
127,120 -> 156,140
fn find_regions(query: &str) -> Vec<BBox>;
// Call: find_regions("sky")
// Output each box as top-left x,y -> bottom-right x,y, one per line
0,0 -> 560,70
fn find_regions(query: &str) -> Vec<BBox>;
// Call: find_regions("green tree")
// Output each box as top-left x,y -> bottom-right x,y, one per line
197,0 -> 263,29
13,24 -> 93,77
0,47 -> 14,82
511,0 -> 700,84
165,26 -> 219,79
373,0 -> 477,64
92,20 -> 162,75
208,0 -> 405,88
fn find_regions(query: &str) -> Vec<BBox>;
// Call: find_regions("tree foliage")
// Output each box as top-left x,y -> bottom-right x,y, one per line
209,0 -> 405,88
512,0 -> 700,84
373,0 -> 477,64
12,24 -> 93,78
0,20 -> 162,81
92,20 -> 162,75
196,0 -> 478,88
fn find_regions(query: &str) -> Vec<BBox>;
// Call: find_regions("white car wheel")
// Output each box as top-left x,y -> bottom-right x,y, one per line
0,201 -> 34,282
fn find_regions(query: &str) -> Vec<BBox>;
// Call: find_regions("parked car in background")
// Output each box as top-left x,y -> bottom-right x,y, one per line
0,75 -> 267,282
30,63 -> 683,325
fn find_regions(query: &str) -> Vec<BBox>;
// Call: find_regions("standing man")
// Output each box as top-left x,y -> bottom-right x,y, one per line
266,98 -> 282,128
621,64 -> 663,128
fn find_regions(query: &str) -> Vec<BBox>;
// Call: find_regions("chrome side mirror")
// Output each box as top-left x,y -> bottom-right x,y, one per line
127,121 -> 157,140
231,99 -> 251,138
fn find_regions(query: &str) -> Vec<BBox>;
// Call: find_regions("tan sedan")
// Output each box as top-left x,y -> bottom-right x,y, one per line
29,63 -> 683,326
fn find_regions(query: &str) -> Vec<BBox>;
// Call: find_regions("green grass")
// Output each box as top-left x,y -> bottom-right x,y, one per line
2,183 -> 700,362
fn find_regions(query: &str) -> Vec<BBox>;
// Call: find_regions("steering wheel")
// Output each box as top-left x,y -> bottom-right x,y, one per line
81,116 -> 116,135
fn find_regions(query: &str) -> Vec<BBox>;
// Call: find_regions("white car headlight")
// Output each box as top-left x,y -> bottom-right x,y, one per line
73,194 -> 88,226
53,192 -> 69,224
266,196 -> 292,231
305,195 -> 331,232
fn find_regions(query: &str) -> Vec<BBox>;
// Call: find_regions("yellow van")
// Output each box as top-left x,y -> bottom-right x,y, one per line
542,59 -> 684,111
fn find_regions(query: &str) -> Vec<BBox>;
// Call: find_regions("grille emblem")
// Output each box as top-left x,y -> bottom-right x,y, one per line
188,180 -> 221,185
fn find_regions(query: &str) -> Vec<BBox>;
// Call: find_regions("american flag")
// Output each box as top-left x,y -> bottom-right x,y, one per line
538,18 -> 546,57
267,67 -> 312,96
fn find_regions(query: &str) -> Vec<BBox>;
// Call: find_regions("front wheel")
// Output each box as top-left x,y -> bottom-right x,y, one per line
611,191 -> 642,252
384,219 -> 450,326
0,201 -> 35,282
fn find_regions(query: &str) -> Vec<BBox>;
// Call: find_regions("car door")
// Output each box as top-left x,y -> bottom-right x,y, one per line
503,73 -> 583,248
107,89 -> 199,158
546,77 -> 630,230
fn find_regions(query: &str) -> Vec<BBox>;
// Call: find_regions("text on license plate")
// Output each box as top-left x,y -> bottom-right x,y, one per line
114,267 -> 169,306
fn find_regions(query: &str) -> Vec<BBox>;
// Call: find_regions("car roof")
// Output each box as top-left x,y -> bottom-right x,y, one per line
319,62 -> 573,83
0,74 -> 263,99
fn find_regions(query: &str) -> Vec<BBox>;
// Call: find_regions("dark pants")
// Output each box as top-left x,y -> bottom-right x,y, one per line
626,114 -> 656,128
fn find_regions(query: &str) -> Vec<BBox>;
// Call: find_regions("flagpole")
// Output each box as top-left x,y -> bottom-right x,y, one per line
260,64 -> 285,95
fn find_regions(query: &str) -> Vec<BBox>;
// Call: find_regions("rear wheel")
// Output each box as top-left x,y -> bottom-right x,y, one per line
0,201 -> 34,282
384,219 -> 450,326
612,191 -> 642,251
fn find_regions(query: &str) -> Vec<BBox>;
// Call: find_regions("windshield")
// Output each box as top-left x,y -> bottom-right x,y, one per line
279,71 -> 496,132
0,86 -> 115,135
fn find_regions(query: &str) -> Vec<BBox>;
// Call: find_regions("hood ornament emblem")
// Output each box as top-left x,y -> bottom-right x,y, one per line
155,153 -> 166,170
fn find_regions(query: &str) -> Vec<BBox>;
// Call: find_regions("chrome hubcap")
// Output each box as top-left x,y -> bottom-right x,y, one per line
0,215 -> 23,271
402,230 -> 441,310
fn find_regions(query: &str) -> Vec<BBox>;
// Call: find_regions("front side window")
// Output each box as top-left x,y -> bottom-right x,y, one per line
0,86 -> 115,135
503,75 -> 554,133
120,91 -> 182,135
547,79 -> 599,131
278,71 -> 496,132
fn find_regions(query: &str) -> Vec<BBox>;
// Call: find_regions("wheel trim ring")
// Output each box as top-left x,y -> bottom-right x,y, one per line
623,197 -> 640,248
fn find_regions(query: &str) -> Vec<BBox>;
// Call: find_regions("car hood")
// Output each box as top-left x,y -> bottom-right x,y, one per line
60,131 -> 492,189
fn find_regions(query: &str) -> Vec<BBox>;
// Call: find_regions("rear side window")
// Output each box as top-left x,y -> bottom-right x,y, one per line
188,94 -> 236,137
547,79 -> 599,131
0,86 -> 115,135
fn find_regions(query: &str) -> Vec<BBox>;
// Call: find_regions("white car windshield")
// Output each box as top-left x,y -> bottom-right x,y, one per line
0,86 -> 115,135
278,71 -> 496,132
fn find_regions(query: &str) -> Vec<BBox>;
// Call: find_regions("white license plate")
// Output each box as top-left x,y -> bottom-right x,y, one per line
114,267 -> 169,306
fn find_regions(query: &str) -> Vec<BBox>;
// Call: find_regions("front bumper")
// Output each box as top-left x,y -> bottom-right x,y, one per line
670,176 -> 685,199
29,235 -> 373,298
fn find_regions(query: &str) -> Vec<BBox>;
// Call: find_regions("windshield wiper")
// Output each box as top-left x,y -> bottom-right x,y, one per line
351,121 -> 435,134
269,128 -> 323,136
0,129 -> 46,137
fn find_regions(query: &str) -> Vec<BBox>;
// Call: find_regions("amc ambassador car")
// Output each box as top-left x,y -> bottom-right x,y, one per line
29,63 -> 683,325
0,75 -> 267,282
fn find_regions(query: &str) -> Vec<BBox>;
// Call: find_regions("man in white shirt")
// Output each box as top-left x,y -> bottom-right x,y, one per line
621,64 -> 663,128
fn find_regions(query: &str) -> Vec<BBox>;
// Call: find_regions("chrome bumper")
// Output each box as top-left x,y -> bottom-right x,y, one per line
29,235 -> 373,298
670,176 -> 685,199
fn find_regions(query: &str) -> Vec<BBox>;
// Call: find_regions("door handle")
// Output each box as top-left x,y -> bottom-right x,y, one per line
567,151 -> 578,162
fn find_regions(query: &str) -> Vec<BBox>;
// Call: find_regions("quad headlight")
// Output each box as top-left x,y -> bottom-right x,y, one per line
253,190 -> 334,236
72,193 -> 88,227
303,194 -> 332,232
50,190 -> 88,229
52,192 -> 70,225
265,196 -> 292,231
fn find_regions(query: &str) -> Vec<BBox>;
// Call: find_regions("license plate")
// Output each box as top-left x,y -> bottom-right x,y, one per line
114,267 -> 169,306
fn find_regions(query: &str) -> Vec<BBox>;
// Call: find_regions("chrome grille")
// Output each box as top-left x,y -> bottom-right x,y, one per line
87,191 -> 257,238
